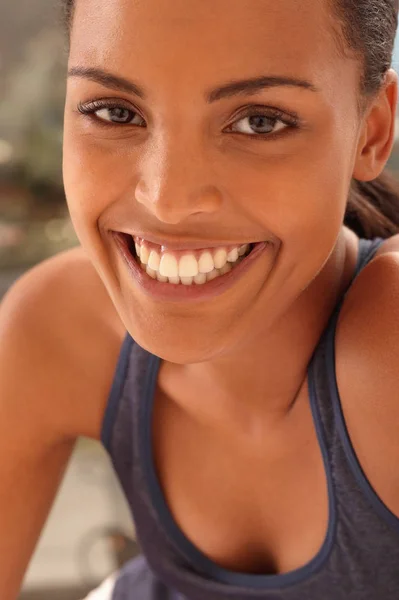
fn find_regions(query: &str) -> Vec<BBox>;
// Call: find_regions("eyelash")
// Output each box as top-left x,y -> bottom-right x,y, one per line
76,99 -> 300,140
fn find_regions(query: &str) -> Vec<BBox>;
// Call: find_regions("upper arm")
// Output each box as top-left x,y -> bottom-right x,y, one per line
335,243 -> 399,516
0,248 -> 120,599
0,259 -> 79,598
337,241 -> 399,431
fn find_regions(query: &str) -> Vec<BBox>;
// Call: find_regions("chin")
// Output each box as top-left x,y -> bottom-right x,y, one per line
130,324 -> 223,365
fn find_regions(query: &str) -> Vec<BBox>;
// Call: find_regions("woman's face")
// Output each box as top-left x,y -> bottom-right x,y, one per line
63,0 -> 364,363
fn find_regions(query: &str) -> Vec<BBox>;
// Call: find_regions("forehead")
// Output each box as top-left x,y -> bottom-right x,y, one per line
69,0 -> 358,101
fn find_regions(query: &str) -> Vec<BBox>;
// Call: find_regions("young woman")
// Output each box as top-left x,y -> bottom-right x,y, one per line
1,0 -> 399,598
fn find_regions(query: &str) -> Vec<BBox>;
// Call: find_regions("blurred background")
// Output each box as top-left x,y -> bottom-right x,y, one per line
1,2 -> 140,599
1,1 -> 399,598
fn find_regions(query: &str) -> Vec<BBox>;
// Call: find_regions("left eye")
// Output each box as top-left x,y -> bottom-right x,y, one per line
228,114 -> 287,136
77,101 -> 146,126
93,107 -> 144,125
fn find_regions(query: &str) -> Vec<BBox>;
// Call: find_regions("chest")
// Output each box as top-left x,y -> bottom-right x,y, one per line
152,384 -> 330,575
151,339 -> 399,578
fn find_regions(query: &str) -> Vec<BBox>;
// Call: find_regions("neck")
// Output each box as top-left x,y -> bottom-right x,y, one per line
158,228 -> 359,440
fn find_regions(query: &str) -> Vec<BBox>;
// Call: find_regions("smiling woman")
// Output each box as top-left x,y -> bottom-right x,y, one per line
2,1 -> 399,599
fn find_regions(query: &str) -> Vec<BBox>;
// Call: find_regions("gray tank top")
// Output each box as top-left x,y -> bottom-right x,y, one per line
101,236 -> 399,599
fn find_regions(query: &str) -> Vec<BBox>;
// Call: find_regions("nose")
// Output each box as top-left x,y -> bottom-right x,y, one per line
134,138 -> 223,225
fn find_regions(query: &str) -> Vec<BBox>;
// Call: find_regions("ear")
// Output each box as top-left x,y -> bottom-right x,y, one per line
352,68 -> 398,182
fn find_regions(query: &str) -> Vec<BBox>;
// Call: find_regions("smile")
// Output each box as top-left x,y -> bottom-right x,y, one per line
112,232 -> 270,302
131,236 -> 253,286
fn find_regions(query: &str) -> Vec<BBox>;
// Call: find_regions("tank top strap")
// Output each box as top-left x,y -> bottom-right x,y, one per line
307,237 -> 385,458
101,332 -> 134,451
346,237 -> 385,291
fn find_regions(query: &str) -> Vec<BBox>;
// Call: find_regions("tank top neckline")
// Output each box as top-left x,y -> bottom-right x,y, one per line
135,237 -> 383,590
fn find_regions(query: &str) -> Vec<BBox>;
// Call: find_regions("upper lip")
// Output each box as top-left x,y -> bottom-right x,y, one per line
113,230 -> 260,251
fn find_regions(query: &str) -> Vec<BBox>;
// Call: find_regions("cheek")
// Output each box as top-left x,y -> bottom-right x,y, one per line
226,134 -> 354,247
221,129 -> 356,296
63,123 -> 131,241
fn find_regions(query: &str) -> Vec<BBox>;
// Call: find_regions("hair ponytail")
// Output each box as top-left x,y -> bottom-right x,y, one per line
345,169 -> 399,239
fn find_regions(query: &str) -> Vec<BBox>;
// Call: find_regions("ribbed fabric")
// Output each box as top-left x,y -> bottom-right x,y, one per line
102,237 -> 399,599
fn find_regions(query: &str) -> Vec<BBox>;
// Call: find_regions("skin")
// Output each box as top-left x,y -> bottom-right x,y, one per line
63,0 -> 396,430
60,0 -> 399,573
1,0 -> 399,595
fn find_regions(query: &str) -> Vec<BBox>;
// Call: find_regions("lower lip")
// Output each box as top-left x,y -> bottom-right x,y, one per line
112,232 -> 270,302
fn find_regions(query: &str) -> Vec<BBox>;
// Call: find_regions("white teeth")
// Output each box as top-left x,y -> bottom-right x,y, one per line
168,276 -> 180,284
206,268 -> 220,281
159,253 -> 179,278
156,272 -> 168,283
220,262 -> 232,275
193,272 -> 207,285
148,249 -> 161,271
146,266 -> 157,279
140,245 -> 150,265
180,276 -> 194,285
133,239 -> 253,285
198,251 -> 214,274
213,248 -> 227,269
179,254 -> 199,278
227,247 -> 239,262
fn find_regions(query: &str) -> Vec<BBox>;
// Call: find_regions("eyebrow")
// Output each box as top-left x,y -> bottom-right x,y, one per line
68,66 -> 319,102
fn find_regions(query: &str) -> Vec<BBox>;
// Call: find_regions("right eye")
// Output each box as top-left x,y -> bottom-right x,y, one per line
77,100 -> 146,127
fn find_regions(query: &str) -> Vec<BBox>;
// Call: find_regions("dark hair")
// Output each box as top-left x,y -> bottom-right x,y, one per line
62,0 -> 399,239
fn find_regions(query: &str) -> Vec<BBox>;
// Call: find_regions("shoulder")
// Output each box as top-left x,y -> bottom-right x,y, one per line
334,233 -> 399,516
337,234 -> 399,377
0,246 -> 126,441
335,234 -> 399,395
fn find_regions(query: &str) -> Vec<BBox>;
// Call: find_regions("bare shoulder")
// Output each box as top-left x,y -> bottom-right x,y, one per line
0,245 -> 126,441
335,233 -> 399,516
337,233 -> 399,382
